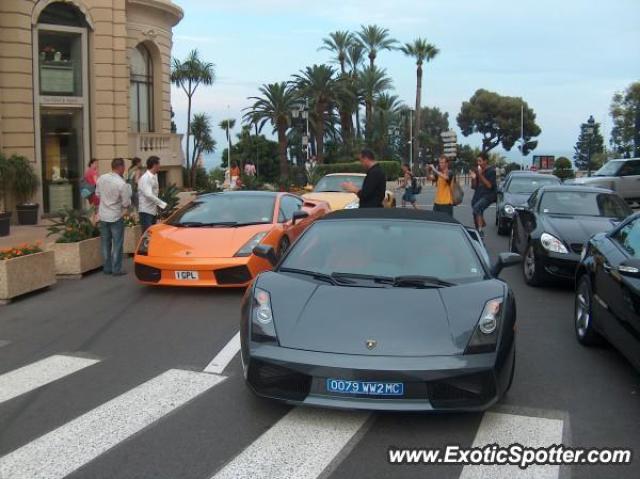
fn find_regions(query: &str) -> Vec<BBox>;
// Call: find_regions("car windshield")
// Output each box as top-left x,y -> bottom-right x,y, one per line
168,194 -> 275,226
507,176 -> 559,194
314,175 -> 364,193
539,191 -> 631,218
280,220 -> 486,283
594,161 -> 622,177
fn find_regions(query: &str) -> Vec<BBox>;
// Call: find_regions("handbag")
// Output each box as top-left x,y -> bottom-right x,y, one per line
451,177 -> 464,206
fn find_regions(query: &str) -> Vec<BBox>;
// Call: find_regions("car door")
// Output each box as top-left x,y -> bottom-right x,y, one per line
278,195 -> 307,241
616,160 -> 640,202
514,189 -> 539,252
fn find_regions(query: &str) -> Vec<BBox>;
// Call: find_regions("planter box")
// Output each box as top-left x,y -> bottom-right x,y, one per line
49,236 -> 102,277
0,251 -> 56,303
124,225 -> 142,255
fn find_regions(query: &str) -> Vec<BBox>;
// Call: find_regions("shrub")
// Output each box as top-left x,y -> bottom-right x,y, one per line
47,208 -> 99,243
158,184 -> 180,220
0,243 -> 42,261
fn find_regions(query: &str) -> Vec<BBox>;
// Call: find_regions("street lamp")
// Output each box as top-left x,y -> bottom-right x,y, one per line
291,99 -> 310,164
585,115 -> 595,177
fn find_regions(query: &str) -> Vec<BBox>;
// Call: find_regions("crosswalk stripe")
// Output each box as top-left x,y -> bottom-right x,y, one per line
0,354 -> 100,405
212,408 -> 370,479
203,331 -> 241,375
0,368 -> 224,479
460,412 -> 564,479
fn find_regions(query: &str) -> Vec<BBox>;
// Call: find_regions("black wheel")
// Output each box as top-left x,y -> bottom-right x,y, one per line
497,217 -> 509,236
509,225 -> 518,253
522,243 -> 546,286
504,345 -> 516,393
575,275 -> 603,346
278,236 -> 290,259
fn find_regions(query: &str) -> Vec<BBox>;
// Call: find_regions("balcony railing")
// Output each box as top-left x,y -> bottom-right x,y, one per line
128,132 -> 184,167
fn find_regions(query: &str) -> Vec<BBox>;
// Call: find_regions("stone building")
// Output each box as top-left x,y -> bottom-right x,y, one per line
0,0 -> 184,217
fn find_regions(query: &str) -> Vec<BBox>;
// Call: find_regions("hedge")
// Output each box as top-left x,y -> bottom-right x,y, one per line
314,161 -> 401,180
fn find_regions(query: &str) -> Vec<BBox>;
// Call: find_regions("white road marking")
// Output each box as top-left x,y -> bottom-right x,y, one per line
0,355 -> 100,405
460,412 -> 564,479
0,369 -> 224,479
203,331 -> 241,375
212,408 -> 370,479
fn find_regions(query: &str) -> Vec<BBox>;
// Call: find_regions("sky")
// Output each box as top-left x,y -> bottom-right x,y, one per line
169,0 -> 640,169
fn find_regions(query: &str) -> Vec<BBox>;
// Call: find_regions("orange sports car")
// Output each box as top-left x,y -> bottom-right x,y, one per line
134,191 -> 330,288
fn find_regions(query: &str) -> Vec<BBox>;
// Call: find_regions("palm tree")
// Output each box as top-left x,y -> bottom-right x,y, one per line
401,38 -> 439,165
219,118 -> 236,167
171,50 -> 215,186
244,82 -> 298,181
190,113 -> 216,173
357,65 -> 393,143
319,31 -> 354,75
357,25 -> 397,68
372,93 -> 403,159
347,42 -> 366,139
294,65 -> 337,164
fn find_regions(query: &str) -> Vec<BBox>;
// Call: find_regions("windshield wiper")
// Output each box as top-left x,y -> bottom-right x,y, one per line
279,267 -> 342,285
330,272 -> 395,285
391,275 -> 456,288
230,221 -> 271,227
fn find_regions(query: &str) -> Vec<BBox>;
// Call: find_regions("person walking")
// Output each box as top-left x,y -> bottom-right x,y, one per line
138,156 -> 168,233
429,155 -> 454,216
81,159 -> 100,209
341,149 -> 386,208
400,163 -> 418,209
244,160 -> 256,177
96,158 -> 131,276
126,157 -> 143,209
470,152 -> 497,238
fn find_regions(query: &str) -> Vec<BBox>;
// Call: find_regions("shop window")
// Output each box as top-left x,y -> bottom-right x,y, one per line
38,30 -> 83,96
130,45 -> 154,132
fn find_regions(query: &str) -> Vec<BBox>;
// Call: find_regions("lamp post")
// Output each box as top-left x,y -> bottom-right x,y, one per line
408,109 -> 414,170
585,115 -> 595,177
291,99 -> 310,165
254,122 -> 259,178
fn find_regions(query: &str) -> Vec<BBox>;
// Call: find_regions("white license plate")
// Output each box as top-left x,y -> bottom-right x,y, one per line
174,271 -> 199,280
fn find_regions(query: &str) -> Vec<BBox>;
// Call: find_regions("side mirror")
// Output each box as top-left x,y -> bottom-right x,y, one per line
618,259 -> 640,277
491,252 -> 522,277
292,210 -> 309,225
253,244 -> 278,266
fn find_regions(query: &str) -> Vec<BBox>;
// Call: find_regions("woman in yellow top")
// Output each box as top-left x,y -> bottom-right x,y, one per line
429,155 -> 454,216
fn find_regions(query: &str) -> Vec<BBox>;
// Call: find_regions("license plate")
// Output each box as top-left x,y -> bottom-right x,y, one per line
326,379 -> 404,396
174,271 -> 199,280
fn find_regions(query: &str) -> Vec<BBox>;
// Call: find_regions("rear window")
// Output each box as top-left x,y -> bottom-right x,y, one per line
507,176 -> 559,194
314,175 -> 364,193
539,191 -> 631,218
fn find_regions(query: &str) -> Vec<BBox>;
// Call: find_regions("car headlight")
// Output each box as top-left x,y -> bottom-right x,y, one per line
235,232 -> 268,257
251,287 -> 278,343
137,231 -> 151,256
503,204 -> 515,216
344,200 -> 359,209
540,232 -> 568,254
465,298 -> 503,354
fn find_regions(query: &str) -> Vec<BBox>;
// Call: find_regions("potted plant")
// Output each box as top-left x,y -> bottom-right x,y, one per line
157,184 -> 180,221
123,213 -> 142,255
0,154 -> 11,236
9,154 -> 40,225
0,243 -> 56,304
46,208 -> 102,277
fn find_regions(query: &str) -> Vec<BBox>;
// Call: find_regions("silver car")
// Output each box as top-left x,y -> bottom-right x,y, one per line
573,158 -> 640,204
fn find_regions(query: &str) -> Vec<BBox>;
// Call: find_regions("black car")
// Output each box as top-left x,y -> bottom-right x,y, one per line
496,173 -> 560,235
241,209 -> 521,412
575,212 -> 640,371
510,185 -> 632,286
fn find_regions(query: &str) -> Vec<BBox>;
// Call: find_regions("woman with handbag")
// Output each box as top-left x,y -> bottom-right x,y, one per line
400,163 -> 418,209
429,155 -> 456,217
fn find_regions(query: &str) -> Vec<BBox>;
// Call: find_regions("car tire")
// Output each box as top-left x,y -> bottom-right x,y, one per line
509,225 -> 518,253
522,243 -> 546,286
278,236 -> 290,259
497,217 -> 509,236
575,275 -> 603,346
504,345 -> 516,394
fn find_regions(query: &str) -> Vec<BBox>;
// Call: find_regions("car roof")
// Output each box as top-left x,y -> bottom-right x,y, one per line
320,208 -> 462,225
198,191 -> 283,199
325,173 -> 365,177
507,172 -> 558,179
536,184 -> 613,194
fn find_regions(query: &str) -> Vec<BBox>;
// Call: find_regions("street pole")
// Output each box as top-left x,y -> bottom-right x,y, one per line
305,98 -> 310,161
226,105 -> 231,174
254,122 -> 259,178
521,102 -> 525,166
409,109 -> 413,170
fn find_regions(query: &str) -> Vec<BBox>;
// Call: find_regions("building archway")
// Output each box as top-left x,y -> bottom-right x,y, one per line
32,0 -> 94,30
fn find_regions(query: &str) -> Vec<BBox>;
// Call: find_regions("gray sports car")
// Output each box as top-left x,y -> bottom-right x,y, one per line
240,209 -> 521,411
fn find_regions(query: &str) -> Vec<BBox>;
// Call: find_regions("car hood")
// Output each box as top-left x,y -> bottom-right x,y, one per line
259,272 -> 505,357
572,176 -> 615,186
502,192 -> 531,206
541,215 -> 621,246
302,192 -> 357,210
147,223 -> 273,258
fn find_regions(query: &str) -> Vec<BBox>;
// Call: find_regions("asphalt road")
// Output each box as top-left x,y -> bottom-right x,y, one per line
0,184 -> 638,479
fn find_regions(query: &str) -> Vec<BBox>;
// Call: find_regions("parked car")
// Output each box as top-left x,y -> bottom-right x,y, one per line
510,185 -> 632,286
573,158 -> 640,204
302,173 -> 396,210
496,173 -> 560,235
575,212 -> 640,371
134,191 -> 329,288
242,208 -> 521,411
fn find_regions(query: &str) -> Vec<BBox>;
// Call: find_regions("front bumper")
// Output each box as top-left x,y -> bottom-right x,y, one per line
243,342 -> 515,412
133,254 -> 271,287
538,248 -> 580,280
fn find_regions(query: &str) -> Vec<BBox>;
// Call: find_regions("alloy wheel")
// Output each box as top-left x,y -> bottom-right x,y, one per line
524,246 -> 536,280
575,283 -> 591,339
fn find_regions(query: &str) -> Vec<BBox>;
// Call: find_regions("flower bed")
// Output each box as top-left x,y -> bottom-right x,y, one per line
0,244 -> 56,303
123,214 -> 141,255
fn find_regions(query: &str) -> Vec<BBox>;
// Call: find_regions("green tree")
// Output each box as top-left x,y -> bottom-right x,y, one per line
189,113 -> 216,174
357,24 -> 397,68
244,82 -> 298,181
400,38 -> 439,166
221,131 -> 281,183
219,118 -> 236,168
170,50 -> 215,187
294,65 -> 337,164
553,156 -> 574,180
456,144 -> 482,173
457,89 -> 541,154
346,41 -> 366,139
357,65 -> 393,143
417,106 -> 449,161
372,93 -> 403,159
573,117 -> 604,172
610,81 -> 640,158
505,162 -> 522,174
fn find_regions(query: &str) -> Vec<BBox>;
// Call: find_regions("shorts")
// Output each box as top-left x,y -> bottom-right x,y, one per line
402,190 -> 416,203
472,196 -> 493,216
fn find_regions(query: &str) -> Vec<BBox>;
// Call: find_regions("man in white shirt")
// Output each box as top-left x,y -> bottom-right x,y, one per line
96,158 -> 132,276
138,156 -> 168,233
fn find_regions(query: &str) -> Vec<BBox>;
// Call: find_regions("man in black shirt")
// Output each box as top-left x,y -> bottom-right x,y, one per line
342,149 -> 386,208
471,152 -> 497,237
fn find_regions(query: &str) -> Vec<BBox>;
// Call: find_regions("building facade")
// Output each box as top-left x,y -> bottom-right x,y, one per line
0,0 -> 183,216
